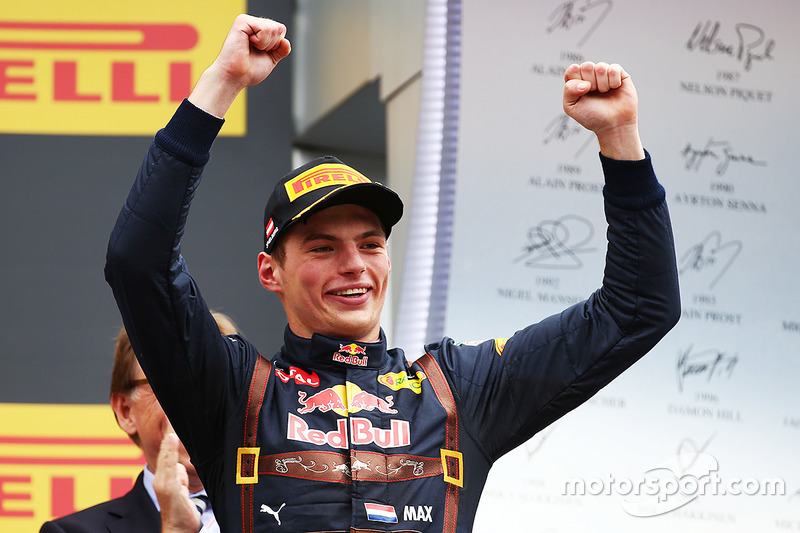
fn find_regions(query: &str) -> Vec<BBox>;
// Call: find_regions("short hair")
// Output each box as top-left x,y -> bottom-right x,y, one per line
109,326 -> 137,399
110,311 -> 240,398
270,236 -> 287,267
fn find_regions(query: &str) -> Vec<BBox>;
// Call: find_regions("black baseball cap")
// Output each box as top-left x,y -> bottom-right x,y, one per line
263,156 -> 404,253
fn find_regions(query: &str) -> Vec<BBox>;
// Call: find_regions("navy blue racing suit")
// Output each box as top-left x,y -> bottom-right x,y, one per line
105,100 -> 680,532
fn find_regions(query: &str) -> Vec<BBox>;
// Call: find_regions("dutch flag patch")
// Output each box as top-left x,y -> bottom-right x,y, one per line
364,503 -> 398,523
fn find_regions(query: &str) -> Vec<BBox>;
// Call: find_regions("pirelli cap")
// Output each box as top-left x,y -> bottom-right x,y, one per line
263,156 -> 404,253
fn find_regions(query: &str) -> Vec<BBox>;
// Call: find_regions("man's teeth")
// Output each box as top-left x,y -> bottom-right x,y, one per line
334,288 -> 368,296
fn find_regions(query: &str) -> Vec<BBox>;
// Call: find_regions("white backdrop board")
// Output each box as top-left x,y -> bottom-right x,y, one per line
445,1 -> 800,530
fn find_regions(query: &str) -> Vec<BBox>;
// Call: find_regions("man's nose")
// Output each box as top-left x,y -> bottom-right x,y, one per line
339,244 -> 366,274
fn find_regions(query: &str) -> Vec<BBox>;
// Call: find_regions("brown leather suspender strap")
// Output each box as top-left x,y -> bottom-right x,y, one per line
238,354 -> 271,533
254,449 -> 445,484
415,353 -> 461,533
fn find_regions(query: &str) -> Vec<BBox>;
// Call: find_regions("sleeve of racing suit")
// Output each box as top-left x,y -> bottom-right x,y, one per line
430,151 -> 681,461
104,99 -> 259,467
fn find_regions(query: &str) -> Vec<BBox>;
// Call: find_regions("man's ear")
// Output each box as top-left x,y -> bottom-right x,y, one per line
110,392 -> 137,438
257,252 -> 282,294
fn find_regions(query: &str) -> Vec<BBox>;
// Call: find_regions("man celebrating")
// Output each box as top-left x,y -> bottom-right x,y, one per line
105,14 -> 679,533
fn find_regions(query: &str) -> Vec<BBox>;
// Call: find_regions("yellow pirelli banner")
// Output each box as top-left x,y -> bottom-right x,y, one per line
0,0 -> 246,135
0,403 -> 145,530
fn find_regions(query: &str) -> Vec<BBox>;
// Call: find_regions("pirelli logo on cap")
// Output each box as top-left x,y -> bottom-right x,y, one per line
285,163 -> 372,202
0,1 -> 244,136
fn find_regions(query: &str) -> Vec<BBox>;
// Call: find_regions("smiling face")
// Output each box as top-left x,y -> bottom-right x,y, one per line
258,204 -> 391,342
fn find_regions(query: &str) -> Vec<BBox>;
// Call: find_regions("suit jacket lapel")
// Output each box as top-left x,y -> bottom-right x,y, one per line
106,472 -> 161,533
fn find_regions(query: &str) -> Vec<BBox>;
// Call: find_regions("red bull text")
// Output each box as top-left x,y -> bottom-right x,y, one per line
286,413 -> 410,449
332,353 -> 368,366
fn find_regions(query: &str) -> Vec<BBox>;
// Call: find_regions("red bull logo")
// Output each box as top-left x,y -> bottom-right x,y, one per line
349,391 -> 397,414
333,344 -> 368,366
296,383 -> 398,417
333,343 -> 368,366
297,388 -> 347,415
297,386 -> 396,416
339,343 -> 367,356
287,413 -> 410,449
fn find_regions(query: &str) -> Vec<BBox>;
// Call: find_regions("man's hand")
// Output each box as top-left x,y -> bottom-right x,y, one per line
563,61 -> 644,160
189,14 -> 291,118
154,433 -> 201,533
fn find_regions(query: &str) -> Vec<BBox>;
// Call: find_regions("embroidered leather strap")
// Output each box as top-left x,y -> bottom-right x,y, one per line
255,450 -> 443,484
415,353 -> 460,533
239,355 -> 271,533
350,450 -> 443,482
258,450 -> 351,483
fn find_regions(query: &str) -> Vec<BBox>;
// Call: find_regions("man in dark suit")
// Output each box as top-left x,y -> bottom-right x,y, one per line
39,471 -> 160,532
39,314 -> 235,532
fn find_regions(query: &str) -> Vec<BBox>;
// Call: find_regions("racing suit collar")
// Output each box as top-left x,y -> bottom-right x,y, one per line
281,326 -> 390,370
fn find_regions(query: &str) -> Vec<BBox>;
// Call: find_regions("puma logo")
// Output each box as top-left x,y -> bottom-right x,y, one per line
260,503 -> 286,525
